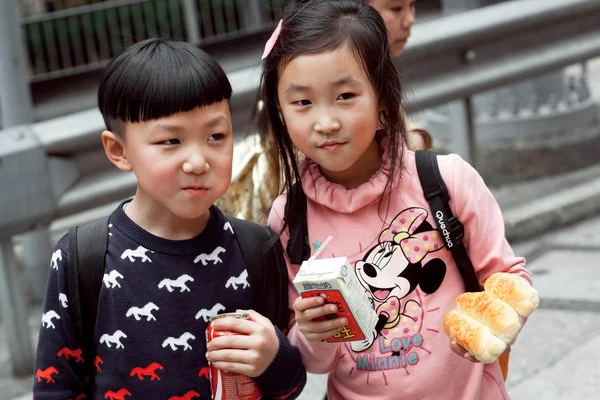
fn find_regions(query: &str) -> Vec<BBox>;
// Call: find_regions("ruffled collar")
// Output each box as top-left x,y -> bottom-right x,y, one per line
300,139 -> 402,213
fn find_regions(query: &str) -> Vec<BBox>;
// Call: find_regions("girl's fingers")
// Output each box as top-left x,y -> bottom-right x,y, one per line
294,296 -> 325,312
301,303 -> 339,321
300,317 -> 347,335
302,326 -> 346,342
450,340 -> 479,363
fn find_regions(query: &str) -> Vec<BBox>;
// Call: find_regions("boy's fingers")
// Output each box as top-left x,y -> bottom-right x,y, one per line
208,361 -> 258,377
237,309 -> 270,327
207,349 -> 254,364
210,317 -> 256,335
207,334 -> 254,351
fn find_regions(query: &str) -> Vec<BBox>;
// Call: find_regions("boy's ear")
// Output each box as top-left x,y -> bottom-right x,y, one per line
101,130 -> 132,172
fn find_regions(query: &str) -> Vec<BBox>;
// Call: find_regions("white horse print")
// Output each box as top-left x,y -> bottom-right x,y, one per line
50,250 -> 62,270
58,293 -> 69,308
121,246 -> 153,263
41,310 -> 61,329
223,222 -> 234,234
99,330 -> 127,349
103,270 -> 124,289
126,302 -> 159,321
162,332 -> 195,351
195,303 -> 226,322
158,274 -> 194,293
194,246 -> 226,266
225,269 -> 250,290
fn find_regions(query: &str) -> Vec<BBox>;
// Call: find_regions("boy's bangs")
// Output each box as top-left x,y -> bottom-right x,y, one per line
100,40 -> 232,126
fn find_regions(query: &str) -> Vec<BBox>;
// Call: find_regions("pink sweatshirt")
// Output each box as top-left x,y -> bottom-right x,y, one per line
268,145 -> 532,400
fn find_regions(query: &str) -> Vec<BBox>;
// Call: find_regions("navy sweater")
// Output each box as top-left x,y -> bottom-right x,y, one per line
33,203 -> 305,399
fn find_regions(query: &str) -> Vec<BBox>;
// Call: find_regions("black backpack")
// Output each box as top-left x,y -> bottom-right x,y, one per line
285,150 -> 480,291
66,215 -> 289,381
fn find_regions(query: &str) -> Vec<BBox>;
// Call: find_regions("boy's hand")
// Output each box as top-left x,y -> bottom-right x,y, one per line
449,340 -> 511,363
205,310 -> 279,378
294,296 -> 347,342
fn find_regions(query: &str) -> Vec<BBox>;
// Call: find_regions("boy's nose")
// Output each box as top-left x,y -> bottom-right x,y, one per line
182,159 -> 209,174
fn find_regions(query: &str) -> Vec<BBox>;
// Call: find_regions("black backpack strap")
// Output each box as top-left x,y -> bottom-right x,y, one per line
227,217 -> 290,332
284,182 -> 311,265
67,216 -> 110,378
415,151 -> 481,292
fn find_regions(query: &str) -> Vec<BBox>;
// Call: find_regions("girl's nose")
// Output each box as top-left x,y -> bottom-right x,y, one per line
402,10 -> 415,29
314,115 -> 341,134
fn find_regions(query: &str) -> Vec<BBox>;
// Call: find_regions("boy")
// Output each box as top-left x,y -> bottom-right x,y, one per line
33,39 -> 306,399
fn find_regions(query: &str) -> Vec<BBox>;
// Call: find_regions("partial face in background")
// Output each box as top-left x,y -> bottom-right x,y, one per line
369,0 -> 416,57
118,101 -> 233,224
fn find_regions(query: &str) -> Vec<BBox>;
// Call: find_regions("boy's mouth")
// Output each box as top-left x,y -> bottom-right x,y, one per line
183,186 -> 209,196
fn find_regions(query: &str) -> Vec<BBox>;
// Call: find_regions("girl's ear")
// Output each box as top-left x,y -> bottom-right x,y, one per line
102,130 -> 133,172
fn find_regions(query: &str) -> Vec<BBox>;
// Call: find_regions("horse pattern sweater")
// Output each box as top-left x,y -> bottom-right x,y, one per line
33,203 -> 304,399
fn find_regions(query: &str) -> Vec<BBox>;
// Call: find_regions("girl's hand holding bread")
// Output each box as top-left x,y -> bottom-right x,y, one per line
444,272 -> 539,363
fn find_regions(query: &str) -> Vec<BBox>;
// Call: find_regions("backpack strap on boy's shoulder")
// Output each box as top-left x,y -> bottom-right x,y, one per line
284,182 -> 311,265
67,216 -> 110,370
227,217 -> 289,332
415,150 -> 481,292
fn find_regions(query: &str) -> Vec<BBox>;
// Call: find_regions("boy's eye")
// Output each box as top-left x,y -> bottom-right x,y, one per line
293,99 -> 311,106
160,139 -> 180,145
391,6 -> 402,12
338,93 -> 355,101
209,133 -> 225,142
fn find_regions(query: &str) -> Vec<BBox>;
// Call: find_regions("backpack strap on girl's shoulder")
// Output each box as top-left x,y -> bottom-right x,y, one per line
284,182 -> 311,265
415,150 -> 481,292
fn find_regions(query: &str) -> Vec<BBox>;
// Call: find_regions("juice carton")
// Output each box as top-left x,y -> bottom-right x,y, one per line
293,256 -> 378,343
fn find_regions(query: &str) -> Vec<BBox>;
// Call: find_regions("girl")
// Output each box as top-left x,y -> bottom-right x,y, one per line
262,1 -> 532,399
219,0 -> 429,223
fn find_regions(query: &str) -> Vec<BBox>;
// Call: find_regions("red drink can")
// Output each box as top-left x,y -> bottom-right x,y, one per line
206,312 -> 262,400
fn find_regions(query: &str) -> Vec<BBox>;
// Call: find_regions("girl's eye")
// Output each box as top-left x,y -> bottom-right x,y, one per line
160,139 -> 180,145
338,93 -> 355,101
209,133 -> 225,142
293,99 -> 311,106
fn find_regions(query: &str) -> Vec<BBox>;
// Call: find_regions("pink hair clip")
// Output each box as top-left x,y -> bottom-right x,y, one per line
262,19 -> 283,60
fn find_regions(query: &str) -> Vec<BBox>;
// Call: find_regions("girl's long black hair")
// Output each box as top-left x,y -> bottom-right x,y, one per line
258,0 -> 406,231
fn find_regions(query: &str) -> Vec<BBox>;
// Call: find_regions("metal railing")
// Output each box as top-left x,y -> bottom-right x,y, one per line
1,0 -> 600,377
21,0 -> 282,80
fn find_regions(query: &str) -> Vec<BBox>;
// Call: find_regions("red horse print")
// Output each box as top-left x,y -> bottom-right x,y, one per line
104,388 -> 131,400
57,347 -> 85,363
36,366 -> 59,383
168,390 -> 200,400
198,367 -> 209,379
94,356 -> 103,372
130,361 -> 164,380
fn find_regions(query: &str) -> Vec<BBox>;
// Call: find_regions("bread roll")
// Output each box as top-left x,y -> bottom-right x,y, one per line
443,310 -> 507,364
484,273 -> 539,317
455,292 -> 521,344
